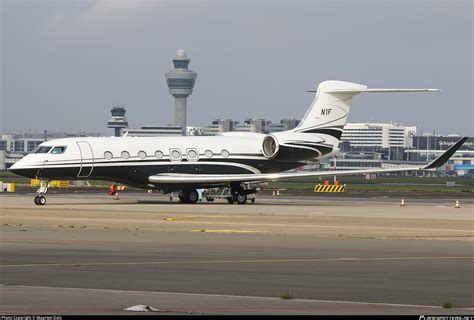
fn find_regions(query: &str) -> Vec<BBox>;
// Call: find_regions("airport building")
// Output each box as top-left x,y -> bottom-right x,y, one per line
201,118 -> 300,135
408,136 -> 474,175
122,125 -> 183,137
340,122 -> 417,149
327,134 -> 474,176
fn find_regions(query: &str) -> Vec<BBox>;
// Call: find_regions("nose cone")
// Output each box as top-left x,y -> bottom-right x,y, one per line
8,159 -> 36,178
8,160 -> 22,175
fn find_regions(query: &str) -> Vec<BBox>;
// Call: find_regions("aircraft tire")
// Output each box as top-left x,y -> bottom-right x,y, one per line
226,197 -> 234,204
180,189 -> 199,204
38,196 -> 46,205
236,194 -> 247,205
34,196 -> 40,205
187,189 -> 199,204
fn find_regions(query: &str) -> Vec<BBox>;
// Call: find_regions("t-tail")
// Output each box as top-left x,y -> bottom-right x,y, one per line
291,80 -> 439,149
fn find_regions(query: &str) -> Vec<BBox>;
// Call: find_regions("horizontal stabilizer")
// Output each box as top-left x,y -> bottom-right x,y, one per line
325,88 -> 440,94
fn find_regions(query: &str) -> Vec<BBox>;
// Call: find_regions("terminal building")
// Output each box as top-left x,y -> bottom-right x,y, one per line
201,118 -> 300,135
328,130 -> 474,176
408,136 -> 474,175
340,122 -> 416,152
122,125 -> 183,137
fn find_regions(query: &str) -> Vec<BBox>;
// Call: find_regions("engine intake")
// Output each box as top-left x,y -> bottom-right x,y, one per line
262,135 -> 279,159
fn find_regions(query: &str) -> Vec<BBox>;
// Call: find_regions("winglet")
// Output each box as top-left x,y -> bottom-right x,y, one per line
423,137 -> 468,169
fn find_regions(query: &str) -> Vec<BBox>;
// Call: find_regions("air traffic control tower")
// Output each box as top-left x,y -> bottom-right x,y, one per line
165,49 -> 197,135
107,105 -> 128,137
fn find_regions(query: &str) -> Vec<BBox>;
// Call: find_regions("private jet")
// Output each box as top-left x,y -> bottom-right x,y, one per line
9,80 -> 467,205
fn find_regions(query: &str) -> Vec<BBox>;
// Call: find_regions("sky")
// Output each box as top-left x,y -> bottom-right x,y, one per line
1,0 -> 473,136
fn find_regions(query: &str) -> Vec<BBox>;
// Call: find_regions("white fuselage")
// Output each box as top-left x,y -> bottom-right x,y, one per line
10,131 -> 334,191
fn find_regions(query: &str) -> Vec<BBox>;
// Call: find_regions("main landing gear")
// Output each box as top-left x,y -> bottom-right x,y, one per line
178,189 -> 200,204
176,184 -> 258,205
34,180 -> 50,206
226,193 -> 247,205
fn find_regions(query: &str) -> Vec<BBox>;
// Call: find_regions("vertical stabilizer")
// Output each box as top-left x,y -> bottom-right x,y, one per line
293,81 -> 366,139
293,80 -> 438,146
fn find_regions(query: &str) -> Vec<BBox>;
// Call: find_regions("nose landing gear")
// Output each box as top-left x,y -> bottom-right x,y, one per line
34,195 -> 46,205
34,180 -> 50,206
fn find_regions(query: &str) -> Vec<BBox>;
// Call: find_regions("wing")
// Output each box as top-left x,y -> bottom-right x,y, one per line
148,137 -> 467,185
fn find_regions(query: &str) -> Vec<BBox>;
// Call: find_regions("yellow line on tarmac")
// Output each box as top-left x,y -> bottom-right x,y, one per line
190,229 -> 264,233
1,256 -> 472,268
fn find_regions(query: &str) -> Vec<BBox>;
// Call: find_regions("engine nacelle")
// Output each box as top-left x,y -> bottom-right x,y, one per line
264,131 -> 336,163
262,135 -> 279,159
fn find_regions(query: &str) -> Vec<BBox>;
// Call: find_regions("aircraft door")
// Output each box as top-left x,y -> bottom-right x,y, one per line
77,141 -> 94,177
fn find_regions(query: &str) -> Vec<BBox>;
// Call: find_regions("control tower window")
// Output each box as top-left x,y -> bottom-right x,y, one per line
173,61 -> 189,69
51,146 -> 67,154
167,79 -> 195,89
34,146 -> 52,154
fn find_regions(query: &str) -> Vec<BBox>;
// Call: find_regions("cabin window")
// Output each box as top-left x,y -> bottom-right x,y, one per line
34,146 -> 52,154
186,149 -> 198,161
155,150 -> 163,159
121,151 -> 130,159
51,146 -> 67,154
221,149 -> 230,158
138,151 -> 147,159
104,151 -> 113,160
170,149 -> 182,162
204,150 -> 213,158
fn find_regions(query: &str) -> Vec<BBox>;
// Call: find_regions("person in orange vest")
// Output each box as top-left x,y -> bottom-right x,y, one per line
108,184 -> 117,196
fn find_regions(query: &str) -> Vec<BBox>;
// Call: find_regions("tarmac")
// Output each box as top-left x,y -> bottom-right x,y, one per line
0,191 -> 473,315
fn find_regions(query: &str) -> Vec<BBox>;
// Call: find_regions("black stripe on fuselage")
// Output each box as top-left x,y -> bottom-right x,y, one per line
11,160 -> 303,189
297,128 -> 343,140
284,143 -> 333,155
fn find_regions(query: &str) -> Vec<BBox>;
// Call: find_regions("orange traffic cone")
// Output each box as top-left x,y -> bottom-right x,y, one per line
400,198 -> 405,206
114,192 -> 120,200
455,200 -> 460,208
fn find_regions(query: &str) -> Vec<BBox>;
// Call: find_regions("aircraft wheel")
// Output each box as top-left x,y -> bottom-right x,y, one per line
226,197 -> 234,204
206,197 -> 214,202
187,189 -> 199,204
236,194 -> 247,205
34,196 -> 40,205
38,196 -> 46,206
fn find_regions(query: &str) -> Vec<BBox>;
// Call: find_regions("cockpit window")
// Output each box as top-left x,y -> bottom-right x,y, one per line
51,146 -> 67,154
34,146 -> 52,154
